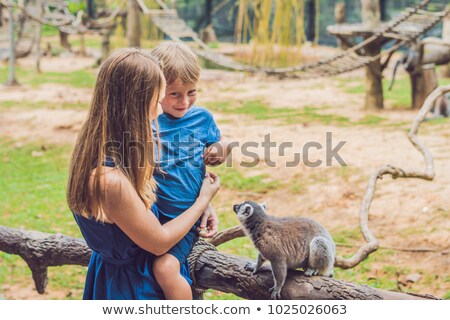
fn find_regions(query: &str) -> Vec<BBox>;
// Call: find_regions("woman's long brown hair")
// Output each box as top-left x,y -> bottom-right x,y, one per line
67,48 -> 164,221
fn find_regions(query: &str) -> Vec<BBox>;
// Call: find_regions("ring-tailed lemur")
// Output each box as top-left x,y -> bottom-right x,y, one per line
233,201 -> 335,300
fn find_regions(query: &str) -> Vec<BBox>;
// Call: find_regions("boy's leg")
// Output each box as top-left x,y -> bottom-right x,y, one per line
153,253 -> 192,300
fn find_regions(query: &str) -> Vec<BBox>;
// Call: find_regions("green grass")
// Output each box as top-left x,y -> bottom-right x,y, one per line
0,140 -> 77,234
0,100 -> 89,111
70,36 -> 103,50
0,66 -> 96,88
211,165 -> 281,194
208,100 -> 390,127
341,76 -> 450,109
0,139 -> 85,297
334,251 -> 399,291
332,228 -> 361,245
425,117 -> 450,126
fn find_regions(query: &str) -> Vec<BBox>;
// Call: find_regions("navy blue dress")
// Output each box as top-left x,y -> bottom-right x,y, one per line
72,166 -> 192,299
74,206 -> 193,300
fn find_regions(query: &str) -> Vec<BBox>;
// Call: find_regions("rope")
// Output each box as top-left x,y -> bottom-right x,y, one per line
0,0 -> 123,33
141,0 -> 448,79
187,239 -> 217,295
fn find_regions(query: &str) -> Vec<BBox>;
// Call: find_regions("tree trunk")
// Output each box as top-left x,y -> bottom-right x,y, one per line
364,37 -> 384,109
334,3 -> 347,49
411,64 -> 438,110
98,29 -> 113,65
127,0 -> 141,47
194,250 -> 433,300
205,0 -> 212,26
79,35 -> 86,57
87,0 -> 96,19
380,0 -> 388,21
442,11 -> 450,78
306,0 -> 316,42
361,0 -> 383,109
361,0 -> 380,26
59,31 -> 72,51
404,40 -> 447,109
0,225 -> 438,300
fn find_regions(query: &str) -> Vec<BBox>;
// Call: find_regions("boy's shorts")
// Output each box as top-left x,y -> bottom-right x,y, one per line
156,210 -> 200,286
166,220 -> 199,264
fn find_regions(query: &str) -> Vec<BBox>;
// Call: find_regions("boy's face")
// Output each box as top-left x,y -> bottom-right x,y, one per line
160,78 -> 197,118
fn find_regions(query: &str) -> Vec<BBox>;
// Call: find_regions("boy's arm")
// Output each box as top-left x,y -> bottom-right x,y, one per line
203,136 -> 231,166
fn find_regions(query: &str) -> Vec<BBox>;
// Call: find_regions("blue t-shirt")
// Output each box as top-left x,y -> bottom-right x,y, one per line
153,106 -> 221,219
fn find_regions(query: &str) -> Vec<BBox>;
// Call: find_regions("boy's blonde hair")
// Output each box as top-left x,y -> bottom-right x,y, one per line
151,42 -> 201,86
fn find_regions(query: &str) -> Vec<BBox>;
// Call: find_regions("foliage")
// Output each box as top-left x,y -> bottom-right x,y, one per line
0,66 -> 96,88
234,0 -> 306,67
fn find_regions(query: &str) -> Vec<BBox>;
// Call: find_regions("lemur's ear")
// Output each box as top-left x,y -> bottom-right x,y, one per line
260,203 -> 267,211
244,204 -> 254,215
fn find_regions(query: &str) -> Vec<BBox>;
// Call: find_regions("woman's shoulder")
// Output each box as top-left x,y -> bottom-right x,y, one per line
90,167 -> 135,205
90,166 -> 125,191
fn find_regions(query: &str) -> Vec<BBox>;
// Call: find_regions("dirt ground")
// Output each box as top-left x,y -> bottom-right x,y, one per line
0,53 -> 449,299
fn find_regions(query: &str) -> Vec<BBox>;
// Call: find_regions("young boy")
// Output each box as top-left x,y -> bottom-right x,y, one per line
151,42 -> 230,299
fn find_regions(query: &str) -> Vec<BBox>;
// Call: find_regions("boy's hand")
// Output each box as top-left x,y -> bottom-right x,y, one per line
203,139 -> 230,167
197,204 -> 219,238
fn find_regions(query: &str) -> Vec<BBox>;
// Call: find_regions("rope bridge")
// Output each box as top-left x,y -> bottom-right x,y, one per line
137,0 -> 449,79
0,0 -> 125,60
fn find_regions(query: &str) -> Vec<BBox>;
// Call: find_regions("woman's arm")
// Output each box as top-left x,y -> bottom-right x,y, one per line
97,169 -> 220,256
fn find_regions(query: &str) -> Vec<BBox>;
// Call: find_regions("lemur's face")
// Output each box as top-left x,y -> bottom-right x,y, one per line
233,201 -> 267,222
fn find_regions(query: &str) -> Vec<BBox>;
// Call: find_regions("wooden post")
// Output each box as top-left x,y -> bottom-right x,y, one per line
442,9 -> 450,78
361,0 -> 383,110
334,2 -> 346,49
306,0 -> 316,42
5,0 -> 19,86
127,0 -> 141,47
0,3 -> 4,27
59,31 -> 72,51
406,41 -> 441,110
35,0 -> 42,73
79,34 -> 86,57
411,64 -> 438,109
201,0 -> 217,44
98,28 -> 113,65
361,0 -> 380,26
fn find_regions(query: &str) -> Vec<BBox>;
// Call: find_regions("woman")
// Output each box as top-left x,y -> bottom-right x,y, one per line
67,48 -> 220,299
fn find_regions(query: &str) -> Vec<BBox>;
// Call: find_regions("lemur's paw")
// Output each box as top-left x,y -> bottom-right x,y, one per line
269,286 -> 281,300
304,268 -> 318,277
244,262 -> 256,273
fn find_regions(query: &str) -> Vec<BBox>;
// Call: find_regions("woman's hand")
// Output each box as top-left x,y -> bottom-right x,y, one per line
198,172 -> 220,202
198,204 -> 219,238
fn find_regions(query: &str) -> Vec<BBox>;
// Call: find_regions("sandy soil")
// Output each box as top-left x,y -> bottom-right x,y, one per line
0,54 -> 449,299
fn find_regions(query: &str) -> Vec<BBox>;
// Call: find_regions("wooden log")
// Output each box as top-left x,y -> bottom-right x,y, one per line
363,37 -> 384,109
442,11 -> 450,77
334,3 -> 348,49
361,0 -> 383,110
59,31 -> 71,51
0,225 -> 438,300
404,40 -> 447,109
127,0 -> 141,47
361,0 -> 380,27
194,250 -> 434,300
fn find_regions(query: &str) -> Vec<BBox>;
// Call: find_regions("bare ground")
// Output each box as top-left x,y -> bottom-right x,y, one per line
0,54 -> 449,299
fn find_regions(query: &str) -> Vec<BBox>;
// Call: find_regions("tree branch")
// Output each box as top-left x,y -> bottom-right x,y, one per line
0,225 -> 437,299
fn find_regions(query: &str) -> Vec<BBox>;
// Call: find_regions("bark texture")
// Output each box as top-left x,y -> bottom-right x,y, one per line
0,226 -> 438,300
